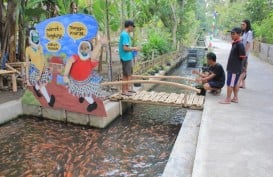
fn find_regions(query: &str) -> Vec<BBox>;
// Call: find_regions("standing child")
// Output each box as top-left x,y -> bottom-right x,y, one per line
219,27 -> 246,104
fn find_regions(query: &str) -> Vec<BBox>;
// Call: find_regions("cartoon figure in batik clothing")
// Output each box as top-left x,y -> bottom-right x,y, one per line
25,28 -> 55,107
63,40 -> 105,112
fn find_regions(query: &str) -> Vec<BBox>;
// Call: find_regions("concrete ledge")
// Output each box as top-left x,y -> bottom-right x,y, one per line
90,101 -> 122,128
162,110 -> 202,177
22,103 -> 42,117
42,107 -> 66,122
0,99 -> 23,124
67,111 -> 90,125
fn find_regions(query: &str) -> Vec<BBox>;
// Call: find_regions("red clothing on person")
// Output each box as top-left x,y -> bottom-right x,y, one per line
69,55 -> 98,81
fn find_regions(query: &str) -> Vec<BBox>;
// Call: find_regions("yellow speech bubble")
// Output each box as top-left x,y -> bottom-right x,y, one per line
67,22 -> 87,40
46,41 -> 61,52
45,22 -> 65,41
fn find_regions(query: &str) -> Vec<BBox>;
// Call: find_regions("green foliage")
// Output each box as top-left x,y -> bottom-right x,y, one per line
215,1 -> 246,33
252,13 -> 273,43
22,90 -> 41,106
175,9 -> 200,47
141,30 -> 172,60
245,0 -> 271,23
92,0 -> 120,32
147,68 -> 156,75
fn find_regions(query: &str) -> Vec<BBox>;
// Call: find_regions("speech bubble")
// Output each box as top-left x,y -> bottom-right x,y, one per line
46,41 -> 61,52
45,21 -> 65,41
67,22 -> 87,41
36,14 -> 98,57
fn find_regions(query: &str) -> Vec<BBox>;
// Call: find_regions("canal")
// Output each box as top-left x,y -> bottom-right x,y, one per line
0,61 -> 195,177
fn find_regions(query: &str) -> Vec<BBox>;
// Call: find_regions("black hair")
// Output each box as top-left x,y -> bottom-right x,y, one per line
27,27 -> 36,36
242,19 -> 252,33
206,52 -> 216,62
124,20 -> 135,28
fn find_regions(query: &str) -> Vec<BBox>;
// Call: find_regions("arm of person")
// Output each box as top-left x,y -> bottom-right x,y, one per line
245,42 -> 251,54
245,31 -> 253,54
63,57 -> 75,83
200,73 -> 216,82
192,69 -> 209,78
239,43 -> 246,59
90,43 -> 102,60
123,45 -> 139,52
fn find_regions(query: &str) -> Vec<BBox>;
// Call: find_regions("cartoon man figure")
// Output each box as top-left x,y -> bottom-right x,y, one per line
25,28 -> 55,107
63,40 -> 105,112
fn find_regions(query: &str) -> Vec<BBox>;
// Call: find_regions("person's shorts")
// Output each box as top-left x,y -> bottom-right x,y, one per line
226,72 -> 240,87
208,81 -> 224,89
121,60 -> 133,77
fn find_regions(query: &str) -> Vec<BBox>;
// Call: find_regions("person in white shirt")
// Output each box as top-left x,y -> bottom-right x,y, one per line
239,19 -> 253,88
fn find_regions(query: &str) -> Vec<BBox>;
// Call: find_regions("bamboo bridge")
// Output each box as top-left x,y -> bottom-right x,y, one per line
101,75 -> 205,110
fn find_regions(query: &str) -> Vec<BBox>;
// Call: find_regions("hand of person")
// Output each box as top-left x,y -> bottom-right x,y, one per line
132,46 -> 140,51
192,70 -> 199,75
36,74 -> 41,81
26,80 -> 32,87
195,78 -> 202,83
63,75 -> 70,83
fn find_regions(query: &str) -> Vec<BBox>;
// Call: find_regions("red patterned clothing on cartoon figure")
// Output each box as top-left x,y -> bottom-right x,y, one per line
67,55 -> 105,98
69,55 -> 98,81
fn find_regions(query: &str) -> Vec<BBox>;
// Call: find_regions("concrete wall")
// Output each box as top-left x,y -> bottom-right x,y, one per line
259,43 -> 272,64
0,100 -> 23,124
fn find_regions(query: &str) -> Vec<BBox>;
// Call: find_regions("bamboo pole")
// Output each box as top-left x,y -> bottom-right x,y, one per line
101,80 -> 200,93
132,74 -> 195,82
5,63 -> 21,74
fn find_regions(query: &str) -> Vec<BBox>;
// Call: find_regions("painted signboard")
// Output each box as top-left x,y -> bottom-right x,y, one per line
22,14 -> 107,117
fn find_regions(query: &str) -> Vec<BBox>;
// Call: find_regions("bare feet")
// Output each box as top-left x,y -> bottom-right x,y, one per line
121,92 -> 133,96
231,98 -> 238,103
219,99 -> 231,104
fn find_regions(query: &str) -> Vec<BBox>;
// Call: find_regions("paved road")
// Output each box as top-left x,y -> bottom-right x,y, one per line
192,38 -> 273,177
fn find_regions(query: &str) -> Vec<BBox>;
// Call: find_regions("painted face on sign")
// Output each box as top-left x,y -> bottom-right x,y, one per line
29,29 -> 40,48
78,41 -> 92,60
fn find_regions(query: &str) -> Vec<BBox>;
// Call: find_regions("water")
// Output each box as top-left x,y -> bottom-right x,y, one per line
0,61 -> 195,177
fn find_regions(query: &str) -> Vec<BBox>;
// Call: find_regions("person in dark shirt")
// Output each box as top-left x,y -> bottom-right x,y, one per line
219,27 -> 246,104
192,52 -> 225,95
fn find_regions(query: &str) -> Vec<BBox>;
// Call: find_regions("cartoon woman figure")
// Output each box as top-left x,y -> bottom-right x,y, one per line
25,28 -> 55,107
63,40 -> 105,112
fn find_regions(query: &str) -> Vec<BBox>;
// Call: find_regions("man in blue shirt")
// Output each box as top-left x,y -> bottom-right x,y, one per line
119,20 -> 139,96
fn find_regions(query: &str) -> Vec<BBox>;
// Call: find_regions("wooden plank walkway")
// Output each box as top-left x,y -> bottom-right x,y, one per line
109,91 -> 205,110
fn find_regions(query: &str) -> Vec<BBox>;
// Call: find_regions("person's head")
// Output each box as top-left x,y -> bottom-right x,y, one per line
124,20 -> 135,32
241,19 -> 251,33
229,27 -> 241,41
206,52 -> 216,65
28,28 -> 40,48
70,2 -> 77,14
78,41 -> 93,60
